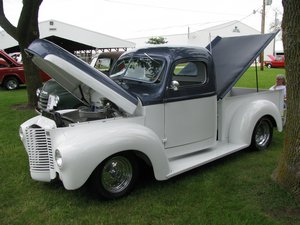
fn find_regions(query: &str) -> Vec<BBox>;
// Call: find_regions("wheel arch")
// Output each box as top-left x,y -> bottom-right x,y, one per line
57,123 -> 170,190
2,74 -> 23,90
228,100 -> 282,146
2,74 -> 23,84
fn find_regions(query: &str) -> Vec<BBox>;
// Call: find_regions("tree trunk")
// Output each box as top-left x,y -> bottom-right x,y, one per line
0,0 -> 43,108
274,0 -> 300,200
18,0 -> 43,107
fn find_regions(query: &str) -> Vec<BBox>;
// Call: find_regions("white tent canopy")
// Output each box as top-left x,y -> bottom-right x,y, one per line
0,19 -> 135,53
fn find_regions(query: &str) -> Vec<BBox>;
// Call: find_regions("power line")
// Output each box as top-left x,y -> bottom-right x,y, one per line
104,0 -> 245,16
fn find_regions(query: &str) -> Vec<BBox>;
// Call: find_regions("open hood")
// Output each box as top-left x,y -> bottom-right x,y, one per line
206,31 -> 279,99
26,39 -> 138,114
267,54 -> 276,60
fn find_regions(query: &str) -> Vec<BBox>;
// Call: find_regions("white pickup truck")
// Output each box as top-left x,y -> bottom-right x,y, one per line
19,32 -> 284,199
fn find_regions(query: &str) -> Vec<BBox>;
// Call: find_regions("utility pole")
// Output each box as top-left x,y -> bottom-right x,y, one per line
273,10 -> 278,56
260,0 -> 272,71
260,0 -> 266,71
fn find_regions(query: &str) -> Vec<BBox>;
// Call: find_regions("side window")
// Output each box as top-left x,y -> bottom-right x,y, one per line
95,58 -> 112,73
172,61 -> 207,86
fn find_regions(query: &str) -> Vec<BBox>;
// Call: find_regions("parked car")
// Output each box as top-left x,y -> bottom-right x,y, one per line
264,54 -> 285,68
0,50 -> 50,90
20,33 -> 284,199
36,51 -> 124,111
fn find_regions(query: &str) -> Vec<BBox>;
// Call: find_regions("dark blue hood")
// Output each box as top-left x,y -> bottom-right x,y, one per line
26,39 -> 138,114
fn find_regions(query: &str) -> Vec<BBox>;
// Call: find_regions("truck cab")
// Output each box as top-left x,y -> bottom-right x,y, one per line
109,46 -> 217,150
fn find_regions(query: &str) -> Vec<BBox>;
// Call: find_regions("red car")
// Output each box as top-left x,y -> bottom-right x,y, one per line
0,50 -> 50,90
264,54 -> 285,68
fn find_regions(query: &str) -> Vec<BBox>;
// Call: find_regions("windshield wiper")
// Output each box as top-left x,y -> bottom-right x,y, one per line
143,53 -> 159,64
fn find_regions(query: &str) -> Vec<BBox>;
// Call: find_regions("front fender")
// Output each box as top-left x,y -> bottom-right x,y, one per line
52,121 -> 169,190
229,100 -> 282,146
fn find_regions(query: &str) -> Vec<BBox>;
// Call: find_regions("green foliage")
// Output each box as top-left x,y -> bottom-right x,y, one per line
146,36 -> 168,45
0,68 -> 299,225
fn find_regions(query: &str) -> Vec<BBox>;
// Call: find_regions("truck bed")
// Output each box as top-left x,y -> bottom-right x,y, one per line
218,87 -> 284,142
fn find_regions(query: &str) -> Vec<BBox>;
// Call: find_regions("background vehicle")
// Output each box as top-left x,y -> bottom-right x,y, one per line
20,33 -> 284,200
36,51 -> 124,111
0,50 -> 50,90
264,54 -> 285,68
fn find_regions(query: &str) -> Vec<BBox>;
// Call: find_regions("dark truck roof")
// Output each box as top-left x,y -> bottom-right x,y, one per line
207,31 -> 279,99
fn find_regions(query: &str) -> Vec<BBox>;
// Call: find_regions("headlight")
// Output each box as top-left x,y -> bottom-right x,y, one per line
47,95 -> 60,110
36,88 -> 41,97
19,127 -> 24,140
54,95 -> 60,105
55,149 -> 63,168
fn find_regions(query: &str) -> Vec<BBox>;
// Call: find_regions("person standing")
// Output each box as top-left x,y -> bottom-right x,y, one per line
269,74 -> 287,100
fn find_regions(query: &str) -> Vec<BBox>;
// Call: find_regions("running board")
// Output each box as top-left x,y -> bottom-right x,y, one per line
166,142 -> 248,178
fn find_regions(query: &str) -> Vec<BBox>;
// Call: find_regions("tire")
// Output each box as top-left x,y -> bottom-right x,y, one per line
251,117 -> 273,151
267,64 -> 272,69
90,153 -> 139,200
3,77 -> 19,90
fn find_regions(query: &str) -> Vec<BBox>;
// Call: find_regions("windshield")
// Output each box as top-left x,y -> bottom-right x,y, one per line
111,56 -> 164,83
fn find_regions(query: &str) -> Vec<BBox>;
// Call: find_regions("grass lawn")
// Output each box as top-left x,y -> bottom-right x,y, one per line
235,66 -> 286,89
0,68 -> 299,225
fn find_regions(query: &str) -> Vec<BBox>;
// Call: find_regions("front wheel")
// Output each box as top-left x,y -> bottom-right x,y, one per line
3,77 -> 19,90
251,117 -> 273,151
90,153 -> 139,200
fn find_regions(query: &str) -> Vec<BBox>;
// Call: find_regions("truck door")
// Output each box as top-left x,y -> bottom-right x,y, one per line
164,60 -> 217,149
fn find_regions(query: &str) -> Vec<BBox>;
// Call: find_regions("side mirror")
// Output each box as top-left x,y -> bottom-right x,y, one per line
170,80 -> 179,91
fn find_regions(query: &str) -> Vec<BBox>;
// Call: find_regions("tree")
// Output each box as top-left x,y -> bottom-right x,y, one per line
0,0 -> 43,108
146,36 -> 168,45
273,0 -> 300,200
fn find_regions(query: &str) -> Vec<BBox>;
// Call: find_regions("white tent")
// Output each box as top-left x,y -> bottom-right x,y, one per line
0,19 -> 135,53
128,20 -> 282,59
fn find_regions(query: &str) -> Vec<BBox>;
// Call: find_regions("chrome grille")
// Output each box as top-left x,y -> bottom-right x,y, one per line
37,92 -> 49,111
25,127 -> 54,172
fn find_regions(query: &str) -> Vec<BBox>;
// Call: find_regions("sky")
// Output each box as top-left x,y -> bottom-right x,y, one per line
2,0 -> 283,39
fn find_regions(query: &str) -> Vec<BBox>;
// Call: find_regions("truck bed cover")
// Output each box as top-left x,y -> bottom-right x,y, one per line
207,31 -> 279,99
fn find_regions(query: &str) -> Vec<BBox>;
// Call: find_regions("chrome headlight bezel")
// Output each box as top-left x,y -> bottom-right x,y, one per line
19,127 -> 24,140
54,95 -> 60,105
55,149 -> 63,168
47,94 -> 60,110
36,88 -> 41,97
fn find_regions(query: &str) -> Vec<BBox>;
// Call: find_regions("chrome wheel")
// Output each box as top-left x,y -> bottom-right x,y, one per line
101,156 -> 133,193
255,120 -> 271,147
251,117 -> 273,150
5,78 -> 19,90
90,153 -> 139,199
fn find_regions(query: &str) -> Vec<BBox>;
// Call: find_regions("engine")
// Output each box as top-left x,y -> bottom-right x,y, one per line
42,98 -> 124,127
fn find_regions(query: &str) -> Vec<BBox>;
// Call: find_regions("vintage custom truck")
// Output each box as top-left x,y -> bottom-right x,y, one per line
19,32 -> 284,199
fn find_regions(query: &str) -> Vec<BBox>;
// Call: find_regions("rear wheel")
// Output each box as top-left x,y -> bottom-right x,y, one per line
251,117 -> 273,150
266,64 -> 272,68
3,77 -> 19,90
90,153 -> 139,200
